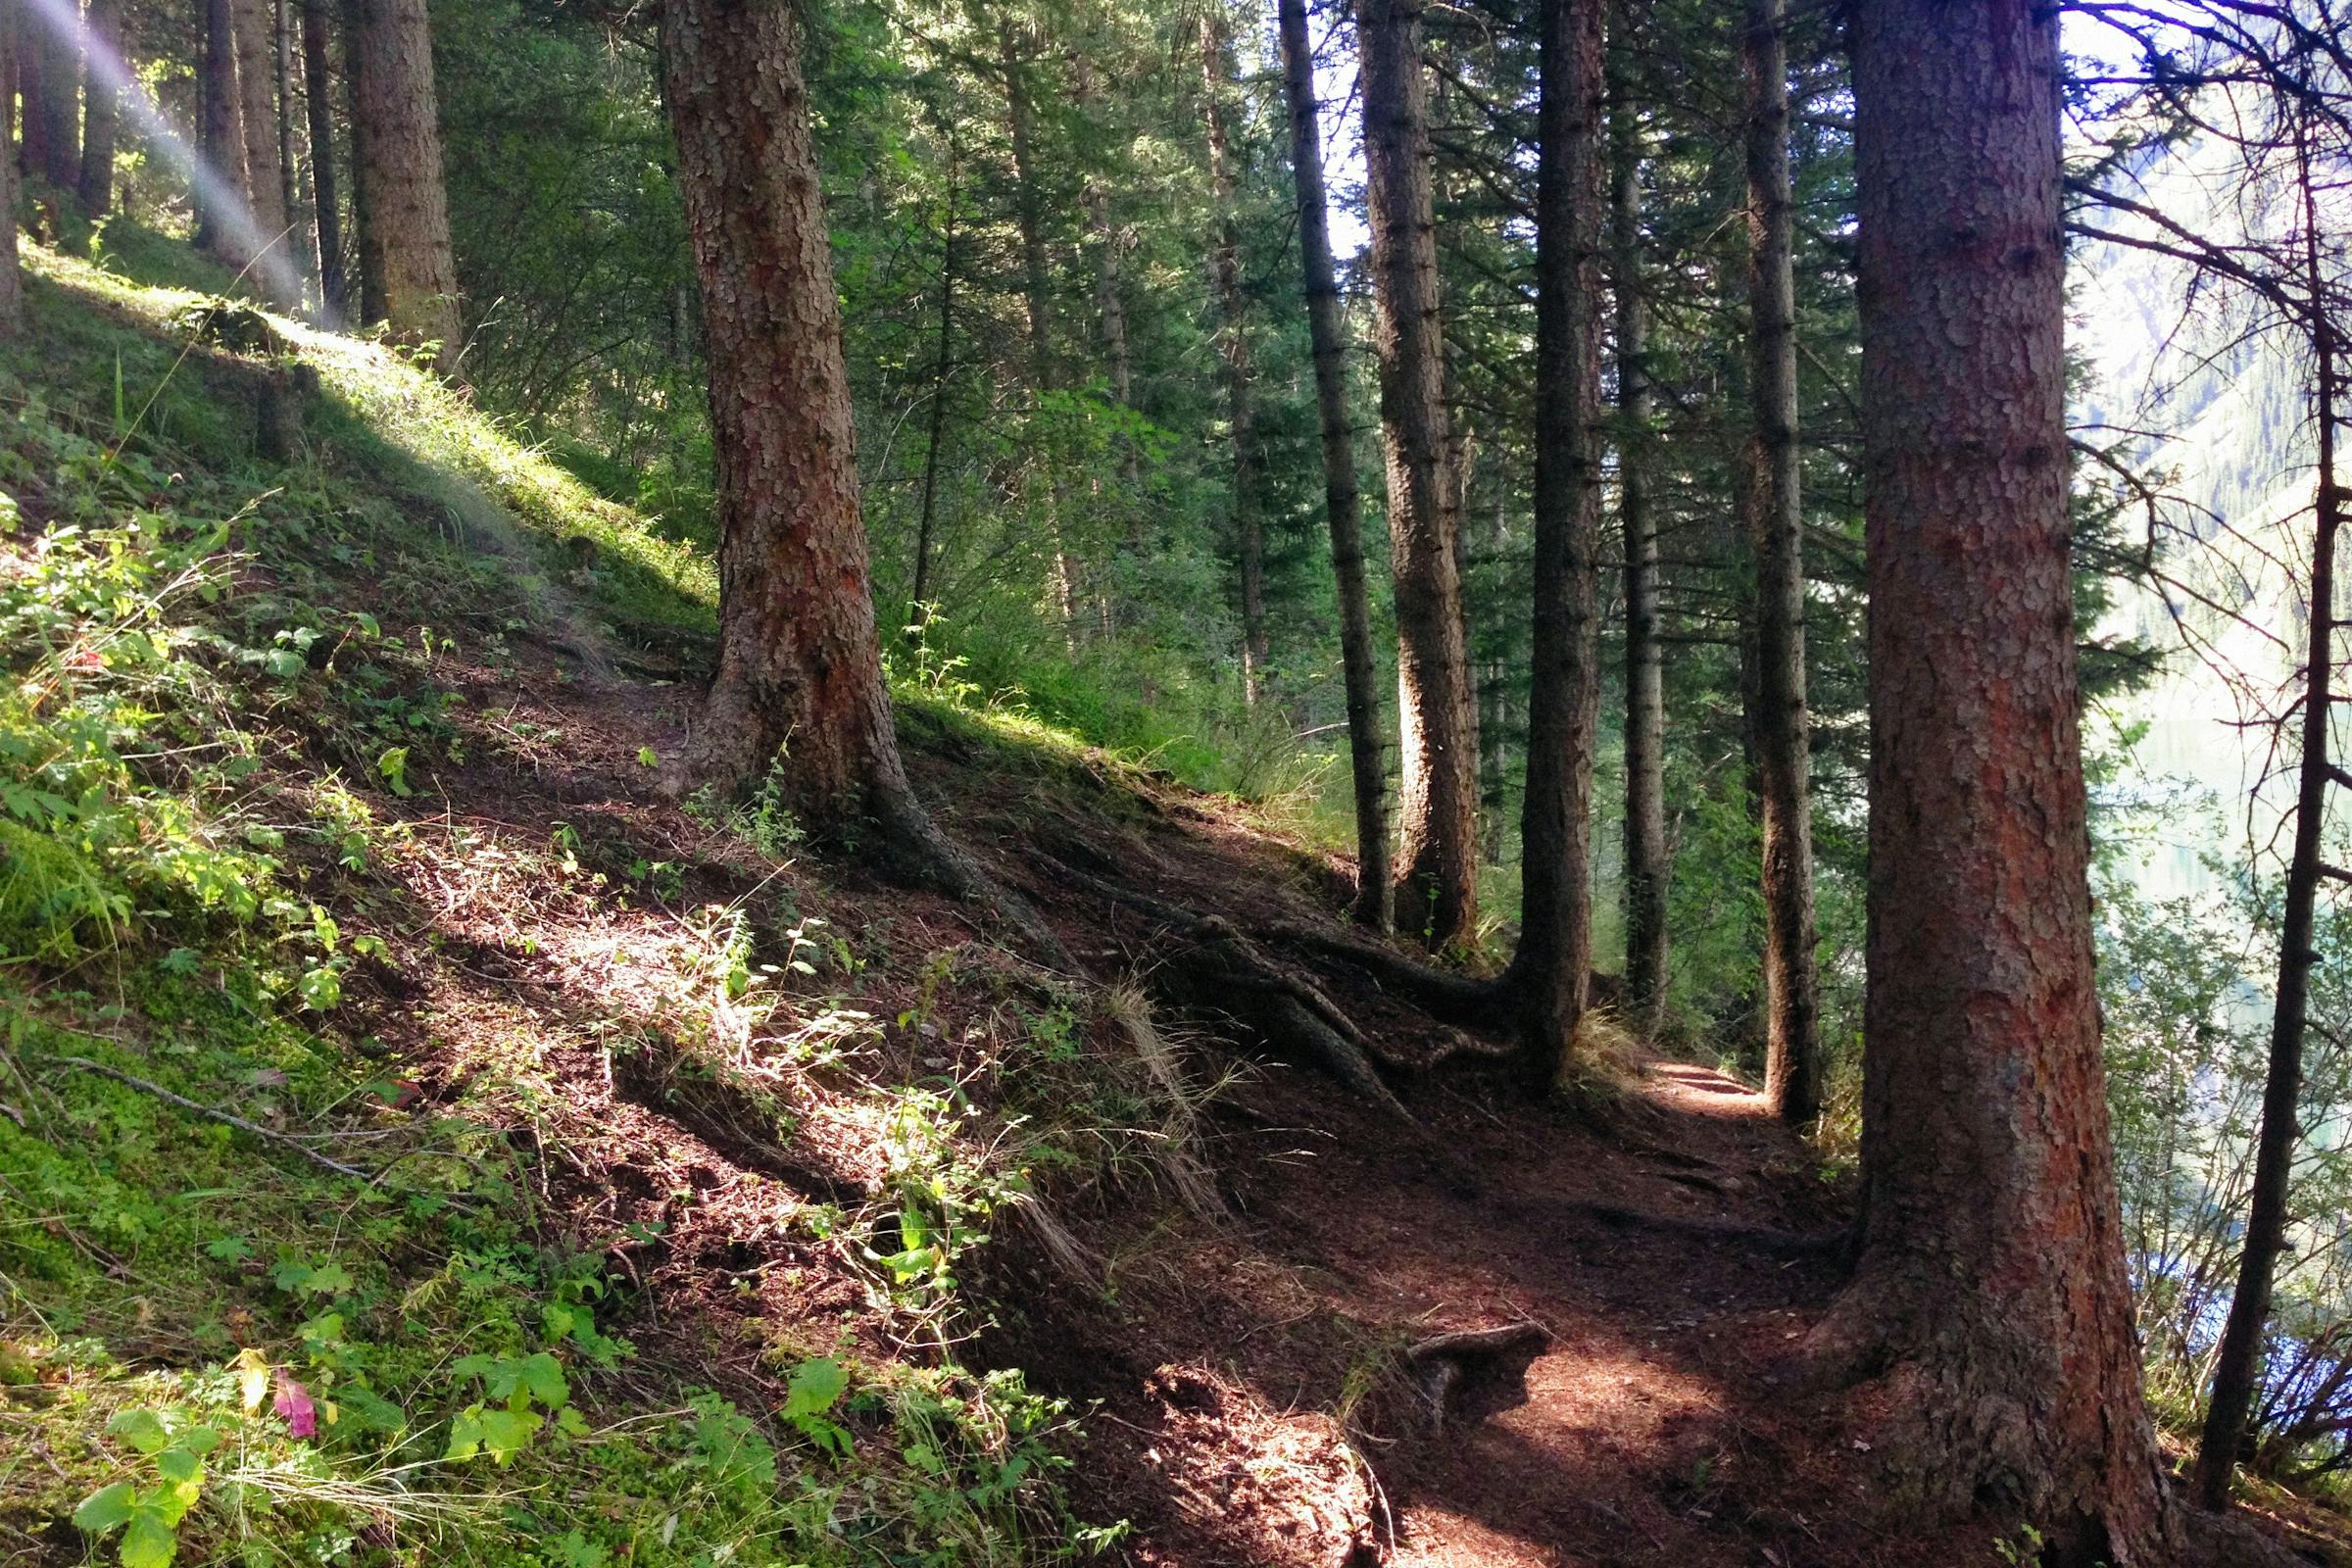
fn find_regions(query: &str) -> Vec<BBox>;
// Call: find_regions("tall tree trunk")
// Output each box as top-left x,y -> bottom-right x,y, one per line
1357,0 -> 1477,950
2192,118 -> 2341,1516
910,141 -> 957,638
350,0 -> 456,364
350,0 -> 458,366
1808,0 -> 2179,1555
1507,0 -> 1603,1086
26,0 -> 75,193
1279,0 -> 1391,930
233,0 -> 287,295
340,0 -> 383,326
1610,20 -> 1666,1036
1741,0 -> 1819,1122
75,0 -> 117,216
997,19 -> 1076,647
1070,46 -> 1132,423
657,0 -> 1062,966
15,4 -> 46,187
1200,13 -> 1268,707
0,11 -> 20,335
300,0 -> 345,317
197,0 -> 249,265
275,0 -> 303,299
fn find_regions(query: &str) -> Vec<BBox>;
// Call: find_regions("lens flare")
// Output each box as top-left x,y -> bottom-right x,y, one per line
20,0 -> 323,321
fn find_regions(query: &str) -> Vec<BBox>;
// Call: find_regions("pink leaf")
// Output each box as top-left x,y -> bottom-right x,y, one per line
274,1370 -> 318,1439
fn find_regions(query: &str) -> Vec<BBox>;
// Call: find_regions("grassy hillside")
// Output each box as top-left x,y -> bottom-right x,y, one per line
0,236 -> 1188,1568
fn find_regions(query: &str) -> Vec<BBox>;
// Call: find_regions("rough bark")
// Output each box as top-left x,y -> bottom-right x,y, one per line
75,0 -> 117,216
233,0 -> 289,295
1815,1 -> 2180,1558
1504,0 -> 1604,1087
300,0 -> 346,317
2192,122 -> 2340,1515
1069,41 -> 1133,461
1741,0 -> 1820,1123
1609,24 -> 1666,1036
198,0 -> 248,265
1200,13 -> 1269,707
1279,0 -> 1392,931
351,0 -> 457,363
339,0 -> 383,325
1357,0 -> 1477,950
659,0 -> 1067,970
275,0 -> 303,296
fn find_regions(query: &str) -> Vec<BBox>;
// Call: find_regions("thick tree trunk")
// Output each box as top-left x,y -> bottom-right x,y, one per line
300,0 -> 345,317
1610,24 -> 1666,1036
339,0 -> 383,326
1815,1 -> 2180,1557
1506,0 -> 1603,1087
23,0 -> 75,194
2192,124 -> 2341,1515
351,0 -> 456,363
1279,0 -> 1392,930
1358,0 -> 1478,950
1200,14 -> 1269,707
1741,0 -> 1819,1123
75,0 -> 116,216
233,0 -> 289,294
198,0 -> 249,265
659,0 -> 1063,968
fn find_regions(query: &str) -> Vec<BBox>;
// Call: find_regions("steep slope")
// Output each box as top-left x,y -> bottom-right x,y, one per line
3,233 -> 2344,1568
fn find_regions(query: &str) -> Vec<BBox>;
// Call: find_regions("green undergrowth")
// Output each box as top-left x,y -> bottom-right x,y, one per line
0,239 -> 1143,1567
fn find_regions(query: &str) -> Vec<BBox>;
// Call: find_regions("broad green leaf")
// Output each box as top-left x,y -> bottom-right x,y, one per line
73,1482 -> 134,1532
119,1508 -> 176,1568
106,1409 -> 171,1455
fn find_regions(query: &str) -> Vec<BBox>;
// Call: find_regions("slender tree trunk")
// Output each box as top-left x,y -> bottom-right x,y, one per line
0,12 -> 20,334
198,0 -> 249,265
1741,0 -> 1819,1122
657,0 -> 1063,966
350,0 -> 458,365
300,0 -> 345,317
1200,13 -> 1268,707
340,0 -> 383,325
910,143 -> 957,638
1358,0 -> 1477,950
1809,1 -> 2179,1555
2193,120 -> 2341,1516
75,0 -> 117,216
1480,490 -> 1510,862
1070,47 -> 1132,423
233,0 -> 287,295
1508,0 -> 1604,1086
1610,22 -> 1666,1036
1279,0 -> 1391,930
15,4 -> 46,187
998,20 -> 1076,647
275,0 -> 304,299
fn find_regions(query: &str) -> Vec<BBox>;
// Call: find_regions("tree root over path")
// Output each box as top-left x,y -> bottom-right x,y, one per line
1405,1323 -> 1548,1432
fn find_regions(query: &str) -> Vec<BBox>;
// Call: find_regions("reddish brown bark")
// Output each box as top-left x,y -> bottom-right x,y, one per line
1505,0 -> 1604,1085
339,0 -> 383,325
1818,0 -> 2180,1558
1358,0 -> 1478,950
233,0 -> 289,295
351,0 -> 457,364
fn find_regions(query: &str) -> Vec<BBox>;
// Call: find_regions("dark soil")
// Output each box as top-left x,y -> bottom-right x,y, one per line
353,632 -> 2352,1568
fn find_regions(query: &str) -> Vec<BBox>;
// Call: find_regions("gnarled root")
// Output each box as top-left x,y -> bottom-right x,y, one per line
1043,858 -> 1412,1119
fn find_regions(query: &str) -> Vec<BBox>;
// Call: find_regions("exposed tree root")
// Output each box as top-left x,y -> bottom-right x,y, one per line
1042,858 -> 1413,1119
868,785 -> 1074,971
1255,919 -> 1510,1027
1562,1198 -> 1844,1259
1405,1323 -> 1548,1431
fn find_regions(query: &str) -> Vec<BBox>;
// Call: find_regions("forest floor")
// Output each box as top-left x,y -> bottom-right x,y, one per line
8,240 -> 2352,1568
